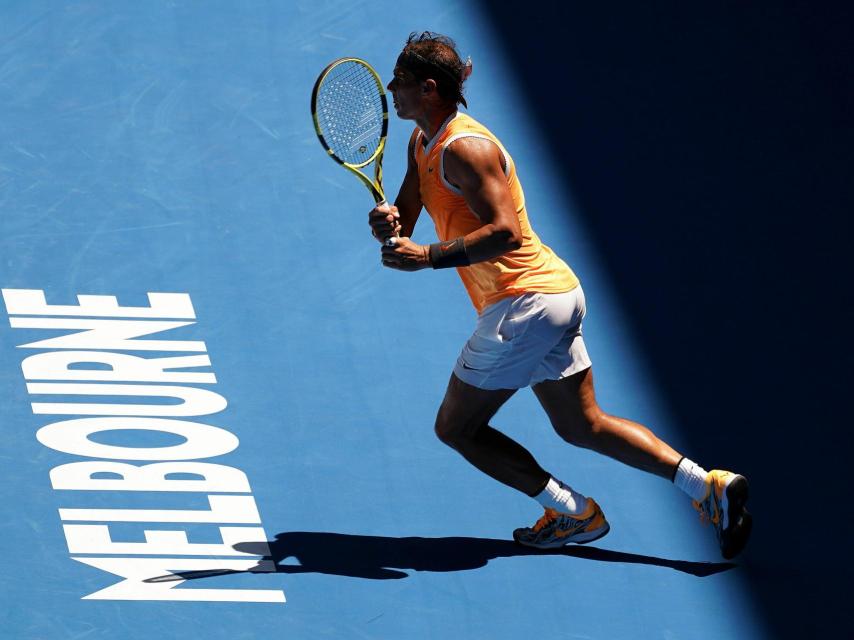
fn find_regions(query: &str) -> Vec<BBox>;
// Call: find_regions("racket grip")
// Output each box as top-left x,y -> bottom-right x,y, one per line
376,199 -> 400,246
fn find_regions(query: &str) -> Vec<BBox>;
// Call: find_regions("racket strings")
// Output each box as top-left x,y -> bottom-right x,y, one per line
316,61 -> 385,165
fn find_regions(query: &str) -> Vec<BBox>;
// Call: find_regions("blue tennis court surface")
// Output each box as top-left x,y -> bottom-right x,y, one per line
4,1 -> 834,638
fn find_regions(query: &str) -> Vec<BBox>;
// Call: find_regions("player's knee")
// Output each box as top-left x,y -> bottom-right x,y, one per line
434,408 -> 472,450
434,412 -> 460,448
555,421 -> 590,446
554,409 -> 600,447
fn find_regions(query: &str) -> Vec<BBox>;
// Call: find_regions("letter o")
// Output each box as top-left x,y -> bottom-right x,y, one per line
36,417 -> 239,460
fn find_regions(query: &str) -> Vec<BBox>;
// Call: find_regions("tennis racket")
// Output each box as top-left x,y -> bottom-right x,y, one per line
311,57 -> 389,207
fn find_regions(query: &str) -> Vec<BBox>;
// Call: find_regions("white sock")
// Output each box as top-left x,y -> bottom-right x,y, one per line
673,457 -> 709,502
535,477 -> 588,515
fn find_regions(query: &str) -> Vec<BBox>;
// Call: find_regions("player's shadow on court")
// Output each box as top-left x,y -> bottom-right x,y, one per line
242,532 -> 733,579
153,532 -> 734,582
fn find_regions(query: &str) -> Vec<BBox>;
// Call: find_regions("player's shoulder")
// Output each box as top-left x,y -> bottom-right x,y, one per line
443,132 -> 502,167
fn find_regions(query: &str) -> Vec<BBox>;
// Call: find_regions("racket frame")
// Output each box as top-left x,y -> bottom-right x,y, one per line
311,57 -> 389,204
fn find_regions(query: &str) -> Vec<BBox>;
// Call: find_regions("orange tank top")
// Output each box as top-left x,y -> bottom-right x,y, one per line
413,112 -> 579,313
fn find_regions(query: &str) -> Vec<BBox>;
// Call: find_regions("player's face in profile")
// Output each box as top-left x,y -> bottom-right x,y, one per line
387,65 -> 421,120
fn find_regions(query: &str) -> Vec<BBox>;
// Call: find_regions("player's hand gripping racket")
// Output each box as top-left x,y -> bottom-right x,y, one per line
311,57 -> 398,244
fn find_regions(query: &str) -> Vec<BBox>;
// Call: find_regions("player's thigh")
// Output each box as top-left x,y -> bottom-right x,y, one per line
532,367 -> 600,443
435,373 -> 516,442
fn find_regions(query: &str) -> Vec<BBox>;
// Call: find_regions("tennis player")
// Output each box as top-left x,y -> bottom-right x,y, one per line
370,32 -> 751,558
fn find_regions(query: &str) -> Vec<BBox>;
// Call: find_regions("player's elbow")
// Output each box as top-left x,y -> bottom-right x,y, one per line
495,225 -> 522,252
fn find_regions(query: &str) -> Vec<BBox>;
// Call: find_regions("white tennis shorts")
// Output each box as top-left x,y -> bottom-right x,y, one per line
453,287 -> 592,390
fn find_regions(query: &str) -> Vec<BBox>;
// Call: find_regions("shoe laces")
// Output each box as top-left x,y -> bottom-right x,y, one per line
692,500 -> 709,526
533,508 -> 558,532
692,497 -> 720,527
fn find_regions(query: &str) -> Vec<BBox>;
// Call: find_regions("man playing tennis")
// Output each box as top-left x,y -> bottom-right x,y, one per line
370,32 -> 751,558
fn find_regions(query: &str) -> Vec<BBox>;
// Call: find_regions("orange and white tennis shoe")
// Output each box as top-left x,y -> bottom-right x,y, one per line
693,470 -> 752,559
513,499 -> 610,549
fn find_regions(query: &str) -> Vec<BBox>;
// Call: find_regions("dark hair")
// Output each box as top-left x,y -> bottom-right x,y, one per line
397,32 -> 471,108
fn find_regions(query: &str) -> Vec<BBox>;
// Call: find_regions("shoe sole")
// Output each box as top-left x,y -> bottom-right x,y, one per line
721,475 -> 751,559
514,522 -> 611,550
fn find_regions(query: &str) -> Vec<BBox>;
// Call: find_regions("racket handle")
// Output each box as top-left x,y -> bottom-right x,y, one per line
376,199 -> 400,246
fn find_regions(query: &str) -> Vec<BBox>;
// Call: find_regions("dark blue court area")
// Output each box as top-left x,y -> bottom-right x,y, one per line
1,2 -> 849,638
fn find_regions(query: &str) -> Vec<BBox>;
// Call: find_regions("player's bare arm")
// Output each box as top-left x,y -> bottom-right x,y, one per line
381,136 -> 522,270
369,130 -> 423,243
442,136 -> 522,262
394,130 -> 424,238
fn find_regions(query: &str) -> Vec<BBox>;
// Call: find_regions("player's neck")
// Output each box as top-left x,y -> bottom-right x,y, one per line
417,106 -> 457,142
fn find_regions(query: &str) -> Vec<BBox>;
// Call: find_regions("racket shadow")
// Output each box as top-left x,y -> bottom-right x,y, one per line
146,532 -> 735,583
